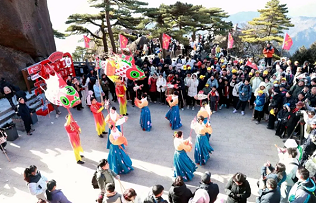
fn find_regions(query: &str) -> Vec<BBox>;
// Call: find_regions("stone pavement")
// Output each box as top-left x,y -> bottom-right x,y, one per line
0,100 -> 285,203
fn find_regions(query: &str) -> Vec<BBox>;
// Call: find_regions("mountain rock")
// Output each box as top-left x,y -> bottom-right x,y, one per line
0,0 -> 56,89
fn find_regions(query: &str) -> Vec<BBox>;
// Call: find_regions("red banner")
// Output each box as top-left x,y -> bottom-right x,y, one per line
119,34 -> 128,48
162,33 -> 171,50
282,33 -> 293,50
227,32 -> 234,49
27,64 -> 42,75
83,35 -> 90,48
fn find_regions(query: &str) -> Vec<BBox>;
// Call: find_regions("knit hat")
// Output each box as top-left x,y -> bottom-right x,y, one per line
201,172 -> 211,183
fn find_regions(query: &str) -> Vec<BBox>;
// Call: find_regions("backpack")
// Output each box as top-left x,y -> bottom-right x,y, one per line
300,184 -> 316,203
92,171 -> 99,189
3,86 -> 11,94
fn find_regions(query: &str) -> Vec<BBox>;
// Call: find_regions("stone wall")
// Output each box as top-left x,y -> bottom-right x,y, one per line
0,0 -> 56,89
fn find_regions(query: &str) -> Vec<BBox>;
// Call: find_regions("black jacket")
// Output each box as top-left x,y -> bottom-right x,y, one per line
17,103 -> 32,122
144,195 -> 167,203
256,188 -> 281,203
168,184 -> 192,203
198,182 -> 219,203
225,178 -> 251,203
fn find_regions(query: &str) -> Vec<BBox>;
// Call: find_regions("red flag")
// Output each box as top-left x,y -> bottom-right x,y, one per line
227,32 -> 234,49
162,33 -> 171,50
83,35 -> 90,48
119,34 -> 128,48
245,59 -> 258,70
282,33 -> 293,50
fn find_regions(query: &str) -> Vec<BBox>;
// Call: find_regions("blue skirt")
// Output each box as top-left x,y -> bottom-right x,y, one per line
203,119 -> 211,140
140,106 -> 152,131
174,150 -> 197,181
107,126 -> 124,149
165,105 -> 182,130
194,134 -> 214,165
108,144 -> 133,174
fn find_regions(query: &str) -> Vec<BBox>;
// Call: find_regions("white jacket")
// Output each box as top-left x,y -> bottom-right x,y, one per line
187,78 -> 199,97
156,77 -> 166,92
28,174 -> 48,196
250,77 -> 263,93
232,82 -> 242,97
279,156 -> 299,187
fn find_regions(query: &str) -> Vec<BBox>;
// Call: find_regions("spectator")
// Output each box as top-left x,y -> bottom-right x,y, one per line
275,104 -> 291,137
156,73 -> 166,104
46,179 -> 71,203
233,79 -> 252,116
197,172 -> 219,203
144,185 -> 167,203
225,172 -> 251,203
72,77 -> 84,110
148,73 -> 158,103
289,79 -> 305,99
168,176 -> 192,203
187,74 -> 199,110
253,90 -> 266,124
23,165 -> 48,200
263,43 -> 274,67
208,86 -> 219,113
96,159 -> 119,194
188,189 -> 209,203
278,148 -> 299,203
261,162 -> 286,187
206,76 -> 218,89
103,183 -> 122,203
0,78 -> 17,110
17,97 -> 34,135
250,71 -> 263,109
256,178 -> 281,203
101,74 -> 110,101
288,167 -> 316,203
267,88 -> 283,130
122,188 -> 138,203
93,80 -> 105,103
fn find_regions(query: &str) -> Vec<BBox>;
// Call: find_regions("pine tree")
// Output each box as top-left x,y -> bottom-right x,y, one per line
65,0 -> 147,53
241,0 -> 293,43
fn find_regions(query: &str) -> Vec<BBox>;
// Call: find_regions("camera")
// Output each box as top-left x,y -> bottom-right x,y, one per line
296,110 -> 303,117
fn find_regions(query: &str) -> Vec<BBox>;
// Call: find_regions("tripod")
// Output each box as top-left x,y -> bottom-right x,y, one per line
288,117 -> 305,145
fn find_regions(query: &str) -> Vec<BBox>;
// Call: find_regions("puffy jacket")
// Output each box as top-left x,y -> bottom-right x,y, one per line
232,82 -> 242,97
263,47 -> 274,58
156,77 -> 166,92
206,78 -> 218,89
256,188 -> 281,203
225,178 -> 251,203
48,189 -> 72,203
188,78 -> 199,97
27,171 -> 48,196
250,77 -> 263,93
198,182 -> 219,203
238,83 -> 252,101
168,184 -> 192,203
254,94 -> 265,111
288,178 -> 316,203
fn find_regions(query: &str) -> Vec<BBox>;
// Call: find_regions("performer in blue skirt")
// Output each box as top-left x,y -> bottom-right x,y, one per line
197,102 -> 212,140
108,125 -> 133,174
135,93 -> 152,131
173,131 -> 197,181
105,107 -> 126,149
191,116 -> 214,165
165,91 -> 182,130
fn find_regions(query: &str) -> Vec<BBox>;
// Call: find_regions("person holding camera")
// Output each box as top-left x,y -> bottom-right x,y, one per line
263,43 -> 274,67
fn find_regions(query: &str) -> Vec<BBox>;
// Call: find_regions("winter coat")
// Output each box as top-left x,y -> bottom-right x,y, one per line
188,189 -> 209,203
256,188 -> 281,203
127,79 -> 135,91
250,77 -> 263,93
254,82 -> 269,97
198,79 -> 206,92
225,178 -> 251,203
27,171 -> 48,196
263,47 -> 274,58
238,83 -> 252,101
206,78 -> 218,89
156,77 -> 166,92
279,158 -> 299,187
86,90 -> 94,106
198,182 -> 219,203
144,194 -> 167,203
283,96 -> 296,108
96,167 -> 117,192
48,189 -> 72,203
103,192 -> 122,203
288,178 -> 316,203
289,85 -> 304,99
261,165 -> 286,187
188,78 -> 199,97
168,184 -> 193,203
149,77 -> 157,92
269,93 -> 283,111
17,103 -> 32,122
232,82 -> 242,97
254,94 -> 265,112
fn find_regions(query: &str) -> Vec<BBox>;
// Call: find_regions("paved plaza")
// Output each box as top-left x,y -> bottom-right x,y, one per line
0,100 -> 285,203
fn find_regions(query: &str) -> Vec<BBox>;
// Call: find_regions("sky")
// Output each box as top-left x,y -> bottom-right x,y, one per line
48,0 -> 316,54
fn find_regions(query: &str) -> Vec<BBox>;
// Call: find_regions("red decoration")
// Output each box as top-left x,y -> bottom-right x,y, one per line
119,34 -> 128,48
162,33 -> 171,50
282,33 -> 293,50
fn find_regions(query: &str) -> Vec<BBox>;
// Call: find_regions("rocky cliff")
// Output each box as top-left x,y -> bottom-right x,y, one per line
0,0 -> 56,89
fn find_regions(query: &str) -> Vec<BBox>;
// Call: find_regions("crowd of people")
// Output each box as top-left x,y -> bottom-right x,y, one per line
2,41 -> 316,203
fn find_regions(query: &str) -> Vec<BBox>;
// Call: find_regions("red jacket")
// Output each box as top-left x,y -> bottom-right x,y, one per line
149,77 -> 157,92
263,47 -> 274,58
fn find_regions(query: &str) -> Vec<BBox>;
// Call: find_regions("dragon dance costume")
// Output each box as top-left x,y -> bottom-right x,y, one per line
90,102 -> 106,136
115,81 -> 127,115
64,114 -> 84,162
